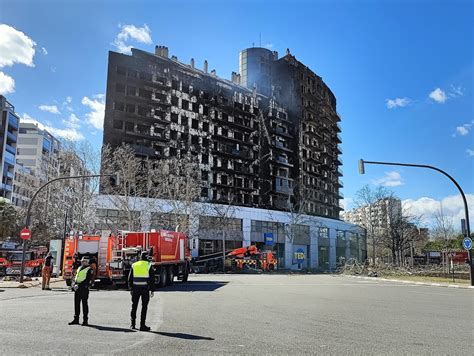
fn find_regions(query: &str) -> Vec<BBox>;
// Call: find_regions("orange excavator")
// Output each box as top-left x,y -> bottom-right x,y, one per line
226,245 -> 277,272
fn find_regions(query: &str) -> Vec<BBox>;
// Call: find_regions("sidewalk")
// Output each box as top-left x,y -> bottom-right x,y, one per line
0,277 -> 63,288
343,274 -> 474,289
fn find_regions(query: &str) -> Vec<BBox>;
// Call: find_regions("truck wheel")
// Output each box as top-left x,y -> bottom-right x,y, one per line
159,268 -> 167,288
65,279 -> 71,287
166,267 -> 174,286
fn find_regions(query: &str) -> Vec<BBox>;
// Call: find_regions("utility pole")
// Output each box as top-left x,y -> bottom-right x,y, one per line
359,159 -> 473,286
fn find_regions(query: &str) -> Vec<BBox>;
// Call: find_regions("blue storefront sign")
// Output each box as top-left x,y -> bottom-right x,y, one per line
295,248 -> 305,264
264,233 -> 274,246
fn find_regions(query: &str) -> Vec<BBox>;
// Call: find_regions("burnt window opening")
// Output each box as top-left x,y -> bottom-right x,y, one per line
139,72 -> 152,81
172,80 -> 179,90
234,132 -> 243,141
169,147 -> 177,157
181,84 -> 189,94
125,104 -> 135,113
201,188 -> 208,198
192,103 -> 199,113
127,69 -> 138,78
127,86 -> 136,96
182,100 -> 190,110
137,106 -> 149,117
202,122 -> 209,132
202,138 -> 209,148
171,113 -> 179,123
139,88 -> 152,100
244,104 -> 250,112
203,106 -> 209,115
212,189 -> 217,200
222,113 -> 228,121
117,66 -> 126,75
213,126 -> 219,135
170,131 -> 178,140
181,133 -> 189,143
171,96 -> 179,106
114,101 -> 125,111
201,171 -> 208,181
192,119 -> 199,129
222,128 -> 228,137
201,154 -> 209,164
253,195 -> 259,204
113,120 -> 123,130
180,116 -> 188,126
116,83 -> 125,93
125,122 -> 134,132
191,136 -> 199,145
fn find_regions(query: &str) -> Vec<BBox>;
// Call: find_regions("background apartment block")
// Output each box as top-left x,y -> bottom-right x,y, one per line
0,95 -> 19,200
16,122 -> 61,184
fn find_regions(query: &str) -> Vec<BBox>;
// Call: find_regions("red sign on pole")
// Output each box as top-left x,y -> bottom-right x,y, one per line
20,228 -> 31,240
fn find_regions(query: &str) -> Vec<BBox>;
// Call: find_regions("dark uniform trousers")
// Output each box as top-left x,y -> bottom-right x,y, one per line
131,287 -> 150,324
74,288 -> 89,320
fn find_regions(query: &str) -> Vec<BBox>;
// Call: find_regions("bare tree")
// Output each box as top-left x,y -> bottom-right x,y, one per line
101,145 -> 204,234
352,185 -> 392,266
381,199 -> 423,266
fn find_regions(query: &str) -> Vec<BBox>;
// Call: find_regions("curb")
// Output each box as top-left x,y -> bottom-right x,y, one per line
0,278 -> 63,289
342,274 -> 474,289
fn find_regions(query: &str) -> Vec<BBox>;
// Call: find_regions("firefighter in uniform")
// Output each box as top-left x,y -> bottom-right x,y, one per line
69,257 -> 93,326
129,251 -> 155,331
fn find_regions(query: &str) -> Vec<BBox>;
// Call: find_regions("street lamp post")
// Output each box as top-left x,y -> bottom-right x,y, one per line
19,173 -> 118,283
358,159 -> 473,286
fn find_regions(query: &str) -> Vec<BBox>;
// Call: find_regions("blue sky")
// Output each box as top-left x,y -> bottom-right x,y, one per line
0,0 -> 472,227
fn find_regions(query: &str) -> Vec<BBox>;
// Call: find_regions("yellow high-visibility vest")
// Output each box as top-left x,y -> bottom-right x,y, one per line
75,266 -> 90,283
132,260 -> 151,286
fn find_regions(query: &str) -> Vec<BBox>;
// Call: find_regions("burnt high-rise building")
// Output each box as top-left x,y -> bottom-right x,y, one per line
102,45 -> 342,219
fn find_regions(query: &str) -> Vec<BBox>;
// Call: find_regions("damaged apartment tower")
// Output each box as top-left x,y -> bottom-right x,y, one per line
102,45 -> 342,218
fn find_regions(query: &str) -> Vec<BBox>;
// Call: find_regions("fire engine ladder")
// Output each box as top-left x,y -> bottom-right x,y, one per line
112,234 -> 126,261
98,235 -> 109,273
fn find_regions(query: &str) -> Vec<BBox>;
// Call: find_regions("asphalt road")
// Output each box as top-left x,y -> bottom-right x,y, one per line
0,274 -> 472,355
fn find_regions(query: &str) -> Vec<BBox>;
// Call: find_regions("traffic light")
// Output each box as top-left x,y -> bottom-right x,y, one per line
109,173 -> 120,187
358,159 -> 365,175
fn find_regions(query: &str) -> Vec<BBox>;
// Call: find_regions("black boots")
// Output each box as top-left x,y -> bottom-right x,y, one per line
68,318 -> 79,325
130,319 -> 137,330
82,319 -> 89,326
140,324 -> 151,331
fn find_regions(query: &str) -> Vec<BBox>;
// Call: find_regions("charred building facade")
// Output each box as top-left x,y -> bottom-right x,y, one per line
102,46 -> 342,219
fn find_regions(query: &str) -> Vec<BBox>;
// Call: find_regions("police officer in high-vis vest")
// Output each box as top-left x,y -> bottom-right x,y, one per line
129,251 -> 155,331
69,257 -> 93,326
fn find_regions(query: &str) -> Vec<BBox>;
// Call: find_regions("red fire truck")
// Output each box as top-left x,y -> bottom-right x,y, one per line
107,230 -> 191,288
5,249 -> 45,277
63,234 -> 114,286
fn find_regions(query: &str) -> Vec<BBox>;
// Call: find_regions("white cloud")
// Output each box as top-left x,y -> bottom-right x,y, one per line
264,43 -> 274,49
39,104 -> 60,114
82,95 -> 105,130
112,24 -> 152,54
429,88 -> 447,103
21,113 -> 84,141
63,113 -> 80,129
0,71 -> 15,94
449,85 -> 464,97
51,66 -> 56,73
41,47 -> 48,55
0,24 -> 36,68
453,121 -> 473,137
372,171 -> 403,187
467,149 -> 474,157
403,194 -> 474,228
61,96 -> 74,112
386,97 -> 410,109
